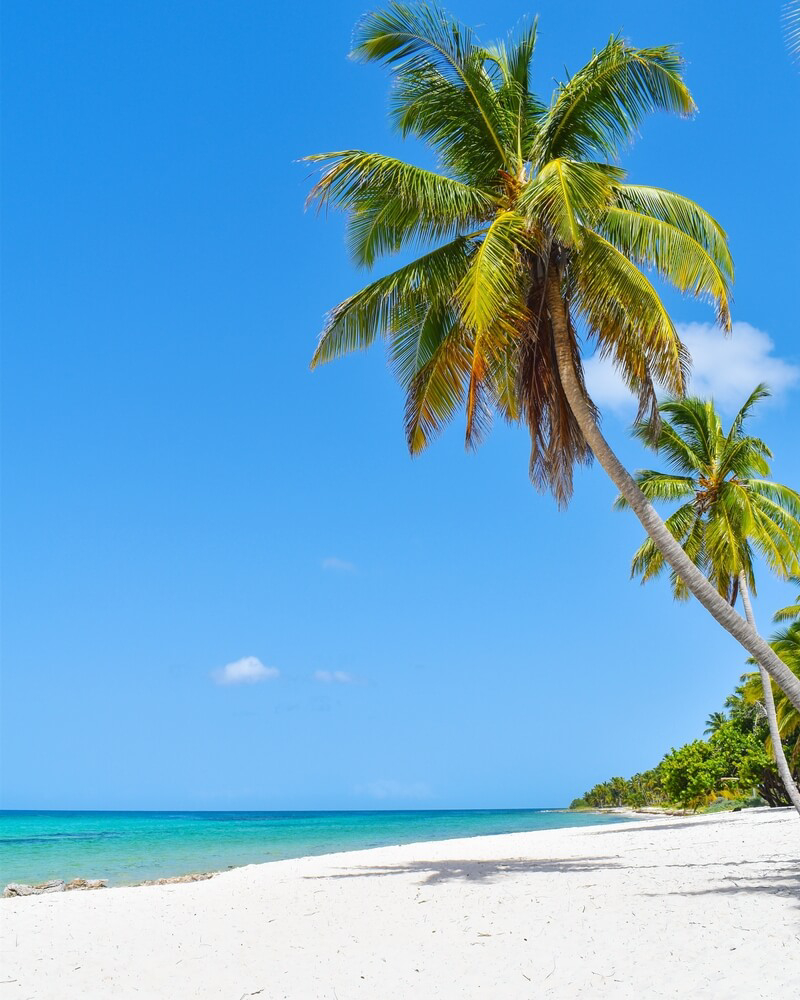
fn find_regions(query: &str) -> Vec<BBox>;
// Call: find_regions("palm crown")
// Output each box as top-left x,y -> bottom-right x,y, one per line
618,386 -> 800,603
305,2 -> 733,504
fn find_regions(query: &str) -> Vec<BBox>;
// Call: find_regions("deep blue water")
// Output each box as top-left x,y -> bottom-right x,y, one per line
0,809 -> 629,887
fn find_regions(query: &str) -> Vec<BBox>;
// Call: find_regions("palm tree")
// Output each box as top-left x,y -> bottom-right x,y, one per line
619,387 -> 800,812
304,2 -> 800,711
704,711 -> 727,737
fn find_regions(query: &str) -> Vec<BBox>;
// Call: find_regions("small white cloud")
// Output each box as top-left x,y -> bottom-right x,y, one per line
321,556 -> 356,573
314,669 -> 355,684
357,779 -> 433,801
212,656 -> 279,686
584,321 -> 799,415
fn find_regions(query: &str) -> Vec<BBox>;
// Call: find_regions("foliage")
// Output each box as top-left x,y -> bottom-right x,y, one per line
305,3 -> 731,507
740,622 -> 800,766
617,387 -> 800,603
571,674 -> 799,811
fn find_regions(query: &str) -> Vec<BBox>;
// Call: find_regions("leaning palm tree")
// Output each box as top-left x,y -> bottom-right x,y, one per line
619,386 -> 800,812
304,2 -> 800,710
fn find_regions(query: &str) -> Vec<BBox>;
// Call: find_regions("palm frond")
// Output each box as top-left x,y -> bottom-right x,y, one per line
610,186 -> 732,281
614,471 -> 695,510
597,207 -> 731,328
304,151 -> 498,266
535,37 -> 694,163
572,228 -> 686,395
352,2 -> 513,169
519,158 -> 623,246
311,235 -> 474,366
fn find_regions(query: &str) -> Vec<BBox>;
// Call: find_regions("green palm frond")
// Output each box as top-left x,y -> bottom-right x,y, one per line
572,229 -> 686,393
519,158 -> 624,246
311,236 -> 474,366
614,471 -> 695,509
304,151 -> 498,266
399,307 -> 473,452
597,207 -> 732,328
534,38 -> 694,163
352,3 -> 513,170
610,186 -> 732,280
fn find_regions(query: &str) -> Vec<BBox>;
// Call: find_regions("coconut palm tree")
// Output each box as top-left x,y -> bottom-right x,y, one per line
619,386 -> 800,812
704,711 -> 727,737
304,2 -> 800,711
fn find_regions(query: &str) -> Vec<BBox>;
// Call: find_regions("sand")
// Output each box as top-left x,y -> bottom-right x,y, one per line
1,808 -> 797,998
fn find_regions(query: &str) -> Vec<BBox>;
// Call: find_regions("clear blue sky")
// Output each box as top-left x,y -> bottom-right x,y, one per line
3,1 -> 799,809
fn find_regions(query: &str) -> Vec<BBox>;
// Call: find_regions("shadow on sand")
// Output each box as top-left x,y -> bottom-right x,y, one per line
309,854 -> 800,905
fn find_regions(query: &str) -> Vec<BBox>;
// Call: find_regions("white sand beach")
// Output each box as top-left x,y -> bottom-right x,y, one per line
1,809 -> 797,999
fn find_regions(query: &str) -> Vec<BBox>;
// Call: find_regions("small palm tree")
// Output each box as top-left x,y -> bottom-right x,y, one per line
618,386 -> 800,812
704,711 -> 727,737
305,3 -> 800,710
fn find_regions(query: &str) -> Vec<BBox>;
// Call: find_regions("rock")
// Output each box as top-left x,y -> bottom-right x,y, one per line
65,878 -> 108,891
3,880 -> 66,897
134,871 -> 216,886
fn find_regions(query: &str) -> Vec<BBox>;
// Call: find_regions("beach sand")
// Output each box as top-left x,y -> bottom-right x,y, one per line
1,808 -> 797,998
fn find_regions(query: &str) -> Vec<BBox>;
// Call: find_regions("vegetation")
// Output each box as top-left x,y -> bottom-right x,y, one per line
617,387 -> 800,812
572,625 -> 800,812
305,2 -> 800,711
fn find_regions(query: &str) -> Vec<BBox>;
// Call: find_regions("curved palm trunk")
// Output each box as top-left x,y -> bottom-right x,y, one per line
544,273 -> 800,714
738,573 -> 800,815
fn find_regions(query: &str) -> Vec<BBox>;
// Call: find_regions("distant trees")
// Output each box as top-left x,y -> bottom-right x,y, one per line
618,387 -> 800,812
571,674 -> 799,811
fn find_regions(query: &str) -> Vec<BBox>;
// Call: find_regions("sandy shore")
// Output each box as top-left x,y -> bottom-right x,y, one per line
1,809 -> 797,998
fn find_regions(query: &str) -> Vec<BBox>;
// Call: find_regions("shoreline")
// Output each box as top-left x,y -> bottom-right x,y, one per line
1,807 -> 639,893
0,806 -> 759,895
3,808 -> 797,997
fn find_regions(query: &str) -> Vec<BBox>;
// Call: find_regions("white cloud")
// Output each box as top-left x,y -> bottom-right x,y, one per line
357,779 -> 433,801
584,321 -> 799,415
212,656 -> 279,686
321,556 -> 356,573
314,669 -> 355,684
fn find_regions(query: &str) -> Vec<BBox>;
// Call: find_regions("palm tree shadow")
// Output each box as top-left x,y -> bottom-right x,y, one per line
310,855 -> 800,906
313,856 -> 622,886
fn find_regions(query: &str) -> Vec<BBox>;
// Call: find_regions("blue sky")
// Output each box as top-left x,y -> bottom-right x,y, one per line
2,1 -> 799,810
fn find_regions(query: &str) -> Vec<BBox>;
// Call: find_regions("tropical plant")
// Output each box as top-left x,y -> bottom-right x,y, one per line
704,711 -> 727,736
304,2 -> 800,711
742,623 -> 800,772
618,387 -> 800,812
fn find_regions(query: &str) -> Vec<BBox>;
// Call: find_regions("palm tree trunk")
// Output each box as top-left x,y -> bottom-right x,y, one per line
737,572 -> 800,815
544,272 -> 800,713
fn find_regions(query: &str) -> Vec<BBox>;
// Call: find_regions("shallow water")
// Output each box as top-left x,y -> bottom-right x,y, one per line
0,809 -> 630,886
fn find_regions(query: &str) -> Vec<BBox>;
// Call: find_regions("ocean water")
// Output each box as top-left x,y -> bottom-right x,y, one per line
0,809 -> 630,887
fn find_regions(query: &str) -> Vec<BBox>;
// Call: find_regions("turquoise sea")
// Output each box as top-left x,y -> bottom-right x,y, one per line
0,809 -> 630,887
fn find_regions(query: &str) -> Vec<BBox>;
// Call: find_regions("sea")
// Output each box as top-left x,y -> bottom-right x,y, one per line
0,809 -> 630,887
